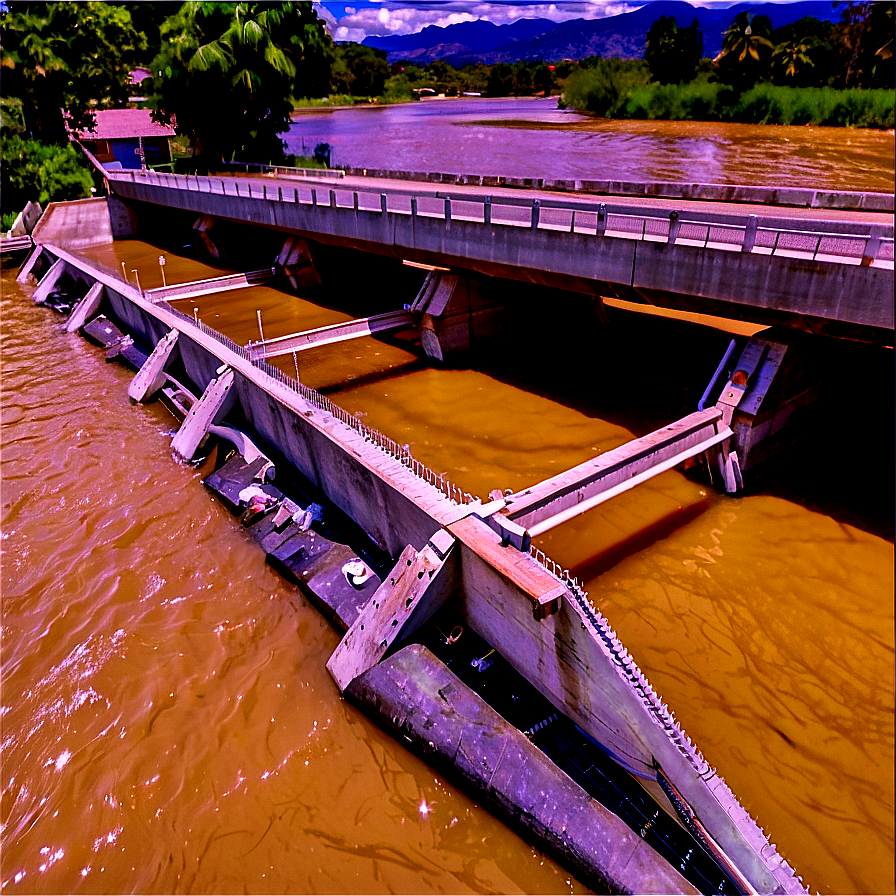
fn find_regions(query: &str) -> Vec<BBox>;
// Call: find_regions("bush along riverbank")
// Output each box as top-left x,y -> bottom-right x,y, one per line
561,70 -> 894,128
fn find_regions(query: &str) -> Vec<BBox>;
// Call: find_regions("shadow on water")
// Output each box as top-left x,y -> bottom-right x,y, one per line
568,497 -> 715,583
754,340 -> 895,542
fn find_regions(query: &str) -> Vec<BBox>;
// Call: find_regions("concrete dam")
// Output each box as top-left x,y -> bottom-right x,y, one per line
13,167 -> 894,894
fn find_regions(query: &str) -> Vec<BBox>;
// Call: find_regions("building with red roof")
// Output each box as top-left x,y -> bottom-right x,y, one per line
72,109 -> 176,170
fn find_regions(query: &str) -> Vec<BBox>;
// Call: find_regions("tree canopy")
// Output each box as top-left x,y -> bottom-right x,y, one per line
645,16 -> 703,85
147,1 -> 332,166
0,1 -> 146,142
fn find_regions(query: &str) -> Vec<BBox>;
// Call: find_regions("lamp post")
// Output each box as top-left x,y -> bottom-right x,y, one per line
158,255 -> 167,287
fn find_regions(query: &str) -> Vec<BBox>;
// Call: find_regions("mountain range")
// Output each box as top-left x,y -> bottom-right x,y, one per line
361,1 -> 845,65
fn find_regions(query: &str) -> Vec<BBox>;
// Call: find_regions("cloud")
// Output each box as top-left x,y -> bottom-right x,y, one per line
317,2 -> 646,42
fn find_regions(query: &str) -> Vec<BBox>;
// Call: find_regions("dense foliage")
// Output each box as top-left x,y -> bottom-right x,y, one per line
147,2 -> 331,167
0,1 -> 146,142
1,135 -> 94,212
561,3 -> 894,124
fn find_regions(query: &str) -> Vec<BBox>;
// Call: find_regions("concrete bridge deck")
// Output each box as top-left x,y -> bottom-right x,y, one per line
104,167 -> 894,342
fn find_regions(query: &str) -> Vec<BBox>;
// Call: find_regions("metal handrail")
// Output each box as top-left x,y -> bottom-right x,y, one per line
107,168 -> 893,264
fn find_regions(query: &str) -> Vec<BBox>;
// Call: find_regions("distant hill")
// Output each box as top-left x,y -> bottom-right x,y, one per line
362,1 -> 845,65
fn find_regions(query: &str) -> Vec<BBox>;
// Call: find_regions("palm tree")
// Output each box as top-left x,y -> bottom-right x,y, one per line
149,1 -> 332,167
771,38 -> 819,85
714,12 -> 773,89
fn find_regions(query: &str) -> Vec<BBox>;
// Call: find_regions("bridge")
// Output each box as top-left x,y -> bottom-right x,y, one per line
101,166 -> 894,343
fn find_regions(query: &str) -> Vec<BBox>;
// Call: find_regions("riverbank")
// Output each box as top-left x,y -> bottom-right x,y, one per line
561,77 -> 895,129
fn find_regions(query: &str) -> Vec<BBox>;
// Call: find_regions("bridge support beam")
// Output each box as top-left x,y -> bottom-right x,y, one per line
32,257 -> 67,305
247,309 -> 413,362
171,365 -> 236,461
66,282 -> 105,333
327,530 -> 457,692
501,409 -> 731,535
128,328 -> 180,402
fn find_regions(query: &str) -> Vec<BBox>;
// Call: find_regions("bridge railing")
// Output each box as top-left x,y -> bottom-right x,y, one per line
106,168 -> 894,266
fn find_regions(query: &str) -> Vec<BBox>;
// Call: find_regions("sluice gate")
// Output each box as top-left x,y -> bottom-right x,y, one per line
14,194 -> 835,894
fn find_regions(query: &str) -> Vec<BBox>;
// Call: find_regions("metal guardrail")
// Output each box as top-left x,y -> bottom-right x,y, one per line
160,301 -> 479,508
220,161 -> 345,180
107,168 -> 894,266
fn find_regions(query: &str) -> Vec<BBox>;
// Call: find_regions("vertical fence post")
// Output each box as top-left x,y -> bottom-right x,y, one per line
570,210 -> 576,233
444,197 -> 451,224
278,186 -> 283,202
484,196 -> 492,226
353,192 -> 359,212
295,188 -> 299,203
329,189 -> 336,208
742,215 -> 758,253
862,224 -> 882,266
312,188 -> 317,207
597,203 -> 607,237
531,198 -> 541,229
380,193 -> 388,214
667,210 -> 680,245
411,196 -> 418,217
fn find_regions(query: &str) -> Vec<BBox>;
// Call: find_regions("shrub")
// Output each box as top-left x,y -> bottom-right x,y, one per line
1,136 -> 93,216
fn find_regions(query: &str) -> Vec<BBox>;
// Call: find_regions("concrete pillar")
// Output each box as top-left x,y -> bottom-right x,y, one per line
171,365 -> 235,461
282,236 -> 320,291
128,328 -> 179,402
16,245 -> 44,284
326,530 -> 457,692
66,282 -> 104,333
32,257 -> 66,304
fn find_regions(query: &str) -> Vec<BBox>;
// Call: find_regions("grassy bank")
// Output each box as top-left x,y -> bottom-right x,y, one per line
561,69 -> 895,128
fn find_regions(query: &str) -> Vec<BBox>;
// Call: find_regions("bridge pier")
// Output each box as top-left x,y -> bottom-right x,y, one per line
704,330 -> 826,493
412,270 -> 505,362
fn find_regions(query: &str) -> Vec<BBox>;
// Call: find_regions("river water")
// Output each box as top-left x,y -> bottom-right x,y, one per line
3,101 -> 894,896
286,97 -> 895,193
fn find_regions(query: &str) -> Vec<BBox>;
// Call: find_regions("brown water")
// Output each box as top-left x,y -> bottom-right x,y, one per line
286,97 -> 895,193
4,236 -> 894,895
0,266 -> 585,895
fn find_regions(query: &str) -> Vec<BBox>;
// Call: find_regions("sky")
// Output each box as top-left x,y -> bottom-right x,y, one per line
313,0 -> 809,43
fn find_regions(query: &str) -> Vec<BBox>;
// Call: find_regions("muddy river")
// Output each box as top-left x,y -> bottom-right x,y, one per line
286,97 -> 895,193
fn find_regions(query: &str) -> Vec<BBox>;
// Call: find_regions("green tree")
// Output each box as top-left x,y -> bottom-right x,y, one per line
338,43 -> 389,96
645,16 -> 703,84
531,61 -> 555,95
770,17 -> 836,87
148,1 -> 331,167
1,135 -> 94,213
713,12 -> 774,90
0,1 -> 146,143
486,63 -> 514,96
831,2 -> 894,88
